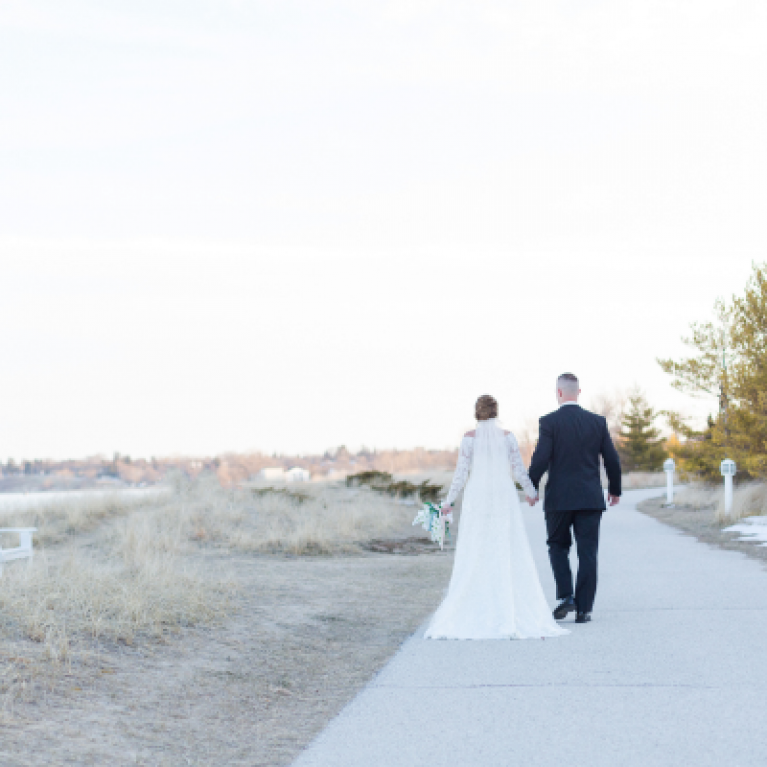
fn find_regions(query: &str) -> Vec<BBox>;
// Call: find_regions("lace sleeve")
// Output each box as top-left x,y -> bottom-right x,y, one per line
507,433 -> 537,499
445,436 -> 473,506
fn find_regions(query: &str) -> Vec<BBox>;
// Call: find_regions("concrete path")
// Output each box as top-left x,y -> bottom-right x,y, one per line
294,489 -> 767,767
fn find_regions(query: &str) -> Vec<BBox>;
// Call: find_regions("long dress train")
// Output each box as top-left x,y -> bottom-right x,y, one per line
425,418 -> 568,640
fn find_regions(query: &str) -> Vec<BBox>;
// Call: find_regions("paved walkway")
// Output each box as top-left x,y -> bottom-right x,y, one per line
294,489 -> 767,766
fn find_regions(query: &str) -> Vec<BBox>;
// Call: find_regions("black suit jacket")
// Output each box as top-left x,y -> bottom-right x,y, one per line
528,404 -> 621,513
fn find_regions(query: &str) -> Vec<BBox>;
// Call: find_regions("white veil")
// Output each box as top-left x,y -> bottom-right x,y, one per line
464,417 -> 518,519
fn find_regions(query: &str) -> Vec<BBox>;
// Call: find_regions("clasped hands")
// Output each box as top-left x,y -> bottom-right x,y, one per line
526,493 -> 619,507
446,494 -> 622,509
446,498 -> 540,510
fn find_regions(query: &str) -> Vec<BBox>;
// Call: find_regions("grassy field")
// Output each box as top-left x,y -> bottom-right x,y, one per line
0,472 -> 455,764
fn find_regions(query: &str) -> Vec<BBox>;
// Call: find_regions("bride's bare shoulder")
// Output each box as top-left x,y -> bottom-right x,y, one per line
464,430 -> 476,437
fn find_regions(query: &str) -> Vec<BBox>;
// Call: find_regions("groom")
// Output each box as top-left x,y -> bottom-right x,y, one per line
527,373 -> 622,624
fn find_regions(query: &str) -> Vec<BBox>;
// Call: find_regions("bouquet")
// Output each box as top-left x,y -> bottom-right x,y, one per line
412,502 -> 453,550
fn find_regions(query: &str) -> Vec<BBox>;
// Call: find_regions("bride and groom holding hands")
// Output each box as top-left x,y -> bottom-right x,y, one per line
425,373 -> 622,640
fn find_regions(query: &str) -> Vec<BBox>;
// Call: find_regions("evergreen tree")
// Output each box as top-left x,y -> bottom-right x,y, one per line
659,262 -> 767,479
618,390 -> 668,471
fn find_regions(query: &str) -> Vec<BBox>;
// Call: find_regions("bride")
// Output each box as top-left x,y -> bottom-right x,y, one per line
425,395 -> 568,640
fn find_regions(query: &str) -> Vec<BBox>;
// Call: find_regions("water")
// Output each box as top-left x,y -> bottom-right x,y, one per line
0,487 -> 163,513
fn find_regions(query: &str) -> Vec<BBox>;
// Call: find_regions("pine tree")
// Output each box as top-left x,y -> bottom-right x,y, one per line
658,262 -> 767,479
618,390 -> 668,472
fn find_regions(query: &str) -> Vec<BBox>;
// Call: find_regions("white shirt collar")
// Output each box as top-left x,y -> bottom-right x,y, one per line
559,401 -> 580,408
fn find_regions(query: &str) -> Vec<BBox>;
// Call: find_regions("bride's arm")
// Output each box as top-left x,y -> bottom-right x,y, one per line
444,436 -> 473,507
507,433 -> 537,500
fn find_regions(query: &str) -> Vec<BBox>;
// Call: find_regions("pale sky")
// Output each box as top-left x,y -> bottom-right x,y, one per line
1,1 -> 766,461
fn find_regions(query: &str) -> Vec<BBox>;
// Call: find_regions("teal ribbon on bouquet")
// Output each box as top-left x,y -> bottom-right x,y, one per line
412,502 -> 453,550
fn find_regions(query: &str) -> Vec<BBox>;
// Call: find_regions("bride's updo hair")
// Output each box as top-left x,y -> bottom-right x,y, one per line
475,395 -> 498,421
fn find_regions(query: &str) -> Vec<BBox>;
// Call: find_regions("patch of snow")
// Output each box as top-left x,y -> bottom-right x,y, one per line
723,515 -> 767,546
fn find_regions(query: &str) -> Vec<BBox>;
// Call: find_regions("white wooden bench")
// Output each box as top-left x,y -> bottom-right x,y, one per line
0,528 -> 37,575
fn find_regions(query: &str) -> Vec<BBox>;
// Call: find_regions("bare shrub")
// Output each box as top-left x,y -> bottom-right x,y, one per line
515,420 -> 540,465
589,389 -> 628,441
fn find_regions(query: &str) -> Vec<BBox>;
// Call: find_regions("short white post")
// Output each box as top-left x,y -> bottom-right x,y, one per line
19,530 -> 33,556
721,459 -> 737,516
0,528 -> 37,578
663,458 -> 675,504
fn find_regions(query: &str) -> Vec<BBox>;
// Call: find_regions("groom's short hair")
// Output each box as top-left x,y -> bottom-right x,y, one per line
557,373 -> 579,397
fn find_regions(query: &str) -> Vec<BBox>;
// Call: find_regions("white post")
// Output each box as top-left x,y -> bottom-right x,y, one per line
721,459 -> 737,516
663,458 -> 675,505
19,530 -> 32,554
724,474 -> 733,515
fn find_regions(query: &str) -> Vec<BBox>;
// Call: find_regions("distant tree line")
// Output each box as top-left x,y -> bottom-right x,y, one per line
1,446 -> 461,488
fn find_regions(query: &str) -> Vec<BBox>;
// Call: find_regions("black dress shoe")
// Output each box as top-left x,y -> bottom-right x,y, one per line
553,596 -> 577,620
575,612 -> 591,624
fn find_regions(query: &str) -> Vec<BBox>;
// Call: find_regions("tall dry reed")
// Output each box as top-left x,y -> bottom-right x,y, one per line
674,482 -> 767,523
181,473 -> 428,554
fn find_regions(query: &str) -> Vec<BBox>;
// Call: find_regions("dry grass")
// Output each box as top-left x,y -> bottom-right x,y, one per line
2,552 -> 228,647
0,473 -> 435,716
0,490 -> 159,547
228,477 -> 432,554
0,511 -> 234,716
621,472 -> 667,489
674,482 -> 767,523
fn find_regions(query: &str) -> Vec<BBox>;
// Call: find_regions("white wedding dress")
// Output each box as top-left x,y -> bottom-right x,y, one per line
425,419 -> 569,640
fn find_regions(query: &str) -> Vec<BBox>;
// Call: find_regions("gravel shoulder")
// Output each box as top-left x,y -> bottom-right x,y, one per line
636,495 -> 767,566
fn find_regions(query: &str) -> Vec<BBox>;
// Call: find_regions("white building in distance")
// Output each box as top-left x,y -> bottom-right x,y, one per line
285,467 -> 311,483
257,467 -> 285,481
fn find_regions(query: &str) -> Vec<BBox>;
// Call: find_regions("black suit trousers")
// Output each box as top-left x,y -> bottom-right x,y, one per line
545,510 -> 603,613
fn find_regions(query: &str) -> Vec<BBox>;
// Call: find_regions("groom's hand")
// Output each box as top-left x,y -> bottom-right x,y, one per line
608,493 -> 620,506
526,495 -> 538,507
